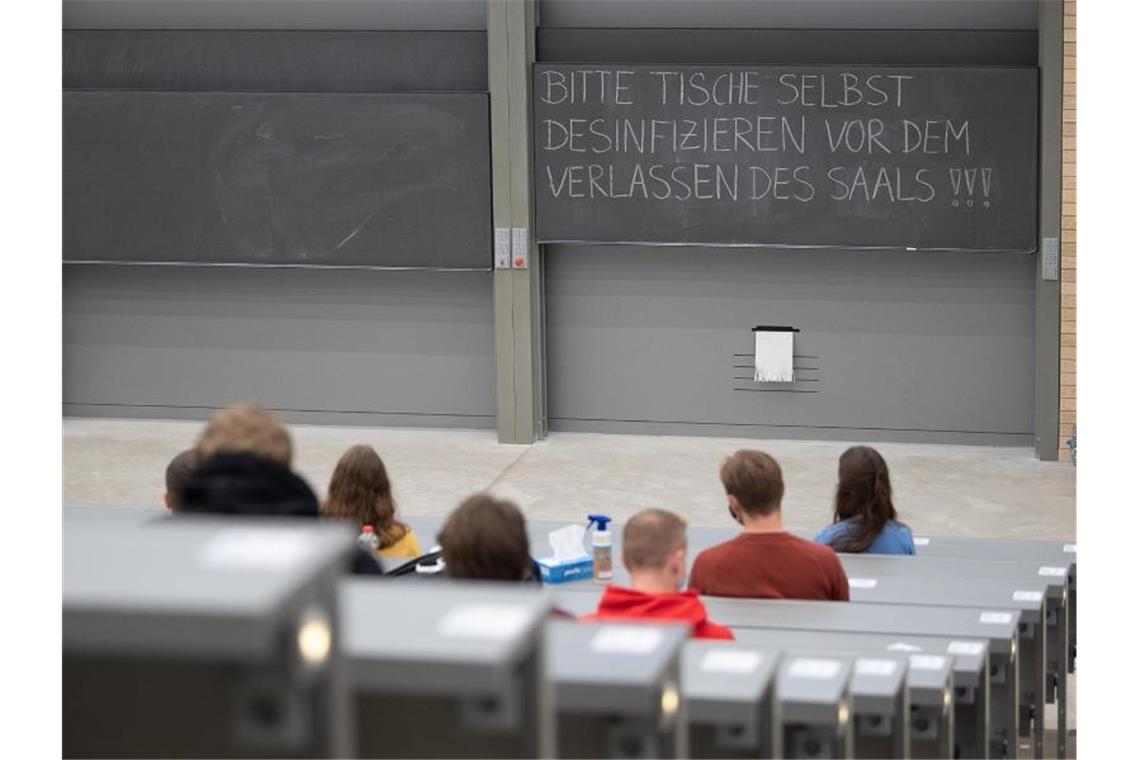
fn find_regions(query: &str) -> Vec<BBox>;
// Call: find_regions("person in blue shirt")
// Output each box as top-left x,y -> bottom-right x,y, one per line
815,446 -> 916,555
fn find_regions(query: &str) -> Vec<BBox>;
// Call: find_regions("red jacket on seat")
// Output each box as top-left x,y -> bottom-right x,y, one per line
581,585 -> 735,640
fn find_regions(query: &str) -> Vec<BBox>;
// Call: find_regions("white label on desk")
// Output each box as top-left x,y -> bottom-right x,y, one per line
788,658 -> 842,680
886,642 -> 923,653
198,527 -> 314,571
1063,543 -> 1077,554
590,626 -> 663,655
438,604 -> 531,641
979,611 -> 1014,624
856,658 -> 899,677
848,577 -> 878,589
909,654 -> 949,671
1039,566 -> 1067,577
947,641 -> 986,656
700,649 -> 762,674
913,537 -> 931,546
1013,590 -> 1044,603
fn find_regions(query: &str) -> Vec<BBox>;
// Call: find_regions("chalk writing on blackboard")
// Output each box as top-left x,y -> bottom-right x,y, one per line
533,65 -> 1038,251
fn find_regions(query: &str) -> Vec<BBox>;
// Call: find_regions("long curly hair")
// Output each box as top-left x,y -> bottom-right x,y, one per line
323,445 -> 409,549
828,446 -> 901,553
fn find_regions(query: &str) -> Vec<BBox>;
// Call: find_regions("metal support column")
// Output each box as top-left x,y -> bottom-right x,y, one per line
489,0 -> 545,444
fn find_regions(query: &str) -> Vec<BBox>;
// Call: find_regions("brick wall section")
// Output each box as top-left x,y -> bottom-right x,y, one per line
1059,0 -> 1076,460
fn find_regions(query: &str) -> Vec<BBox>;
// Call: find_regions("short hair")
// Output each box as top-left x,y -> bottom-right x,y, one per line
164,449 -> 198,511
196,404 -> 293,466
720,450 -> 785,517
622,509 -> 687,569
438,493 -> 531,581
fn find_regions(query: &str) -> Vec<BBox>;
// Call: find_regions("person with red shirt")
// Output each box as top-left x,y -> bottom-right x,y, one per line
689,449 -> 850,601
582,508 -> 733,640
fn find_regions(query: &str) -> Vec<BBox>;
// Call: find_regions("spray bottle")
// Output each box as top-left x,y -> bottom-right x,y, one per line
587,514 -> 613,583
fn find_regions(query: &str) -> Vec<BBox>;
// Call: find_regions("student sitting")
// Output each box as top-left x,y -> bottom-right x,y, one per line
689,450 -> 849,601
582,508 -> 733,640
323,444 -> 422,559
814,446 -> 916,555
179,404 -> 383,575
180,404 -> 317,518
163,449 -> 197,512
436,493 -> 538,582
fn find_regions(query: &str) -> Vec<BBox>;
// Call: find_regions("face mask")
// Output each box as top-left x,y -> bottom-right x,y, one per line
672,552 -> 688,590
669,560 -> 686,591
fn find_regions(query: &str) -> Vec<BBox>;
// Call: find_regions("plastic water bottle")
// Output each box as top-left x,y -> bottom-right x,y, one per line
357,524 -> 380,554
587,514 -> 613,583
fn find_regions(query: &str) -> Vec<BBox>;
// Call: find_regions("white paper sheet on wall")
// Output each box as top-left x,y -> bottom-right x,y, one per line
754,330 -> 795,383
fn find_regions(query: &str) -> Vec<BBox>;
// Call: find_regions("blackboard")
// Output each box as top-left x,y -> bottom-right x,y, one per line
64,91 -> 492,269
533,65 -> 1037,251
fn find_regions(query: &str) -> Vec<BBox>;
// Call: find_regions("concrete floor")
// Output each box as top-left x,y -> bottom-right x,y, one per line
63,417 -> 1076,540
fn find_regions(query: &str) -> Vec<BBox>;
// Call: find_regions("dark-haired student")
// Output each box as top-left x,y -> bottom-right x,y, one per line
323,444 -> 422,560
163,449 -> 197,512
689,449 -> 849,601
583,508 -> 733,640
814,446 -> 916,555
437,493 -> 539,582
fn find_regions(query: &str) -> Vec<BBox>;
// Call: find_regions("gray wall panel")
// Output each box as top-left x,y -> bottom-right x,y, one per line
539,0 -> 1038,30
64,0 -> 488,30
545,245 -> 1035,443
63,267 -> 495,426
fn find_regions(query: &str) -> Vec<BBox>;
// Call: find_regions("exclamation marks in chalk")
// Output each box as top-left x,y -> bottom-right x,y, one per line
949,167 -> 993,208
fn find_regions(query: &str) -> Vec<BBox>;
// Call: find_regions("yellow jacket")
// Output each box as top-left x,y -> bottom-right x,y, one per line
379,529 -> 423,560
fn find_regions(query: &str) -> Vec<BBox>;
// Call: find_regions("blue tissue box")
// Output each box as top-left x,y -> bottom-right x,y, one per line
535,555 -> 594,584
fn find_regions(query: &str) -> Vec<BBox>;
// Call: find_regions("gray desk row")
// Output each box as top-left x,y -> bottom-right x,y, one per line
65,514 -> 953,759
553,565 -> 1061,758
345,579 -> 953,760
555,589 -> 1015,759
401,513 -> 1072,758
62,506 -> 1073,758
401,513 -> 1075,673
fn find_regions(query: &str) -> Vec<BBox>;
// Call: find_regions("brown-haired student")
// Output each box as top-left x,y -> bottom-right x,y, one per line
688,449 -> 849,601
815,445 -> 915,555
163,449 -> 197,512
438,493 -> 536,582
323,444 -> 422,559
